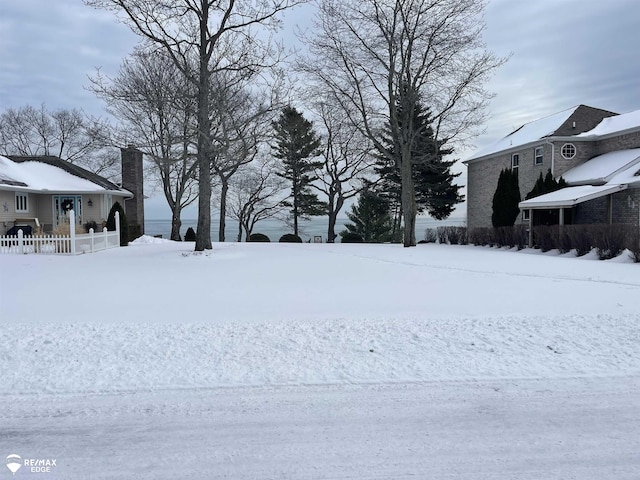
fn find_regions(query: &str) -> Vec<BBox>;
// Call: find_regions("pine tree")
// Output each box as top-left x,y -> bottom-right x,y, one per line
375,99 -> 463,236
491,168 -> 521,227
525,169 -> 567,225
340,189 -> 393,243
272,106 -> 326,235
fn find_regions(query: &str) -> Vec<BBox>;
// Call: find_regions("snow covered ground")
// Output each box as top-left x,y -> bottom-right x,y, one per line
1,240 -> 639,478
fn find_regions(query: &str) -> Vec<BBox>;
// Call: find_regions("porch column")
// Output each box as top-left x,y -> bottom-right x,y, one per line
528,209 -> 533,248
559,208 -> 564,226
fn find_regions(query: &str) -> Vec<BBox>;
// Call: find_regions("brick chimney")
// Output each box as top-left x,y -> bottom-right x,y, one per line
121,145 -> 144,235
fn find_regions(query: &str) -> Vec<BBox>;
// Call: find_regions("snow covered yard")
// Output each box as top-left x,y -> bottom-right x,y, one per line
1,240 -> 639,478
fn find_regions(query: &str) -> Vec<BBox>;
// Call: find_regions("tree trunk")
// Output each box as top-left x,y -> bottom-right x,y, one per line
218,180 -> 229,242
327,194 -> 343,243
195,2 -> 212,252
293,184 -> 299,236
237,219 -> 243,242
400,147 -> 416,247
170,207 -> 183,241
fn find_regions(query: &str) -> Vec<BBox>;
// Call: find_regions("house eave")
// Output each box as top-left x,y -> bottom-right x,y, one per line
464,128 -> 640,166
0,185 -> 133,197
463,135 -> 597,165
518,184 -> 627,209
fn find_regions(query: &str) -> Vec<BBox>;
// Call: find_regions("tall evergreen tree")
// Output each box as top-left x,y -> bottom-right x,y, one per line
340,188 -> 393,243
272,106 -> 326,235
375,99 -> 463,239
525,169 -> 568,225
491,168 -> 521,227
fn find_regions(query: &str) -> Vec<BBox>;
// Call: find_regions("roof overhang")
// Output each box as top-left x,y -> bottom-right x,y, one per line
518,184 -> 627,209
0,185 -> 133,197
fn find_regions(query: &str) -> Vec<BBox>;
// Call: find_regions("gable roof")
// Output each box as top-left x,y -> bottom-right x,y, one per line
465,105 -> 619,163
0,155 -> 132,196
561,148 -> 640,185
577,109 -> 640,138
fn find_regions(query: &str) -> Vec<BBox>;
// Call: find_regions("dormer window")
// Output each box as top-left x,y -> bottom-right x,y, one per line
561,143 -> 576,159
511,153 -> 520,168
534,146 -> 544,165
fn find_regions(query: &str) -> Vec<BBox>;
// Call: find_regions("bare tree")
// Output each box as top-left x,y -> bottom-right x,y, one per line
208,69 -> 280,242
86,0 -> 303,251
227,158 -> 286,241
301,0 -> 506,246
312,100 -> 375,243
0,104 -> 117,177
90,48 -> 199,241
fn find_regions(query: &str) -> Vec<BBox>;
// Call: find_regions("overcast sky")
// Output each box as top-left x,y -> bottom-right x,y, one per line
1,0 -> 639,219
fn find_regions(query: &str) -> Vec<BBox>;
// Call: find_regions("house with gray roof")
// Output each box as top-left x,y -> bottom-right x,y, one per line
0,147 -> 144,235
464,105 -> 640,232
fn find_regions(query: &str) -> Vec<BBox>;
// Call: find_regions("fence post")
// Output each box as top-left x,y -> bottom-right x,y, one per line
70,209 -> 76,255
18,229 -> 23,254
103,227 -> 108,248
115,211 -> 121,247
90,228 -> 95,253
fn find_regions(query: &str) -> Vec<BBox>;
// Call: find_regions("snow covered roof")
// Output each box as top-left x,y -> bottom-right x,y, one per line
561,149 -> 640,185
520,148 -> 640,209
467,106 -> 579,161
519,184 -> 627,209
577,109 -> 640,137
0,155 -> 132,196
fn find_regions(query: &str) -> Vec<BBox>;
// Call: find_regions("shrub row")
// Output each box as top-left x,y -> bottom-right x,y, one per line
246,233 -> 304,243
423,226 -> 468,245
468,224 -> 640,261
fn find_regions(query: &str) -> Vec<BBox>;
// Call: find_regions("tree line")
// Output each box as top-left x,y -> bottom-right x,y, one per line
0,0 -> 505,247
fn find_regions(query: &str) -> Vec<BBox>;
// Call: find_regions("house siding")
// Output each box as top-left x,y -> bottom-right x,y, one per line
573,197 -> 609,224
552,140 -> 597,178
612,188 -> 640,226
595,131 -> 640,155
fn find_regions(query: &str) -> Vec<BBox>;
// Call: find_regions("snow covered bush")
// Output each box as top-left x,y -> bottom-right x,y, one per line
423,228 -> 437,243
592,224 -> 629,260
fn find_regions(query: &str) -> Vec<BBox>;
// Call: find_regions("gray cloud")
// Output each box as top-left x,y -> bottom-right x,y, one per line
0,0 -> 139,115
1,0 -> 637,219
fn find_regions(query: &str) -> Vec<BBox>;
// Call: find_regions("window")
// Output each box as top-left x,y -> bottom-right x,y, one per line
15,193 -> 28,212
534,146 -> 544,165
511,153 -> 520,168
561,143 -> 576,159
522,209 -> 530,221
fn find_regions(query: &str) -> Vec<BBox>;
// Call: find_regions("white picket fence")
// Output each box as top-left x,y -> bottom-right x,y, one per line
0,210 -> 121,255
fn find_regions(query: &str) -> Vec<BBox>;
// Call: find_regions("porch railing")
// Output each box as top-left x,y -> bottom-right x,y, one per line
0,210 -> 120,255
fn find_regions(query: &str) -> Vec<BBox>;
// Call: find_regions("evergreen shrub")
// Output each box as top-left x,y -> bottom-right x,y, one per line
249,233 -> 270,242
106,202 -> 128,246
184,227 -> 196,242
279,233 -> 303,243
340,232 -> 364,243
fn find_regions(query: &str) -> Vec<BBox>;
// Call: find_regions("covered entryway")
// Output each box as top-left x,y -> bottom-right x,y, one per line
519,184 -> 627,246
53,195 -> 83,228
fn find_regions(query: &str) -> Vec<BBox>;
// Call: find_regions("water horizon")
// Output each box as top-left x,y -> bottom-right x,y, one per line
144,215 -> 466,242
